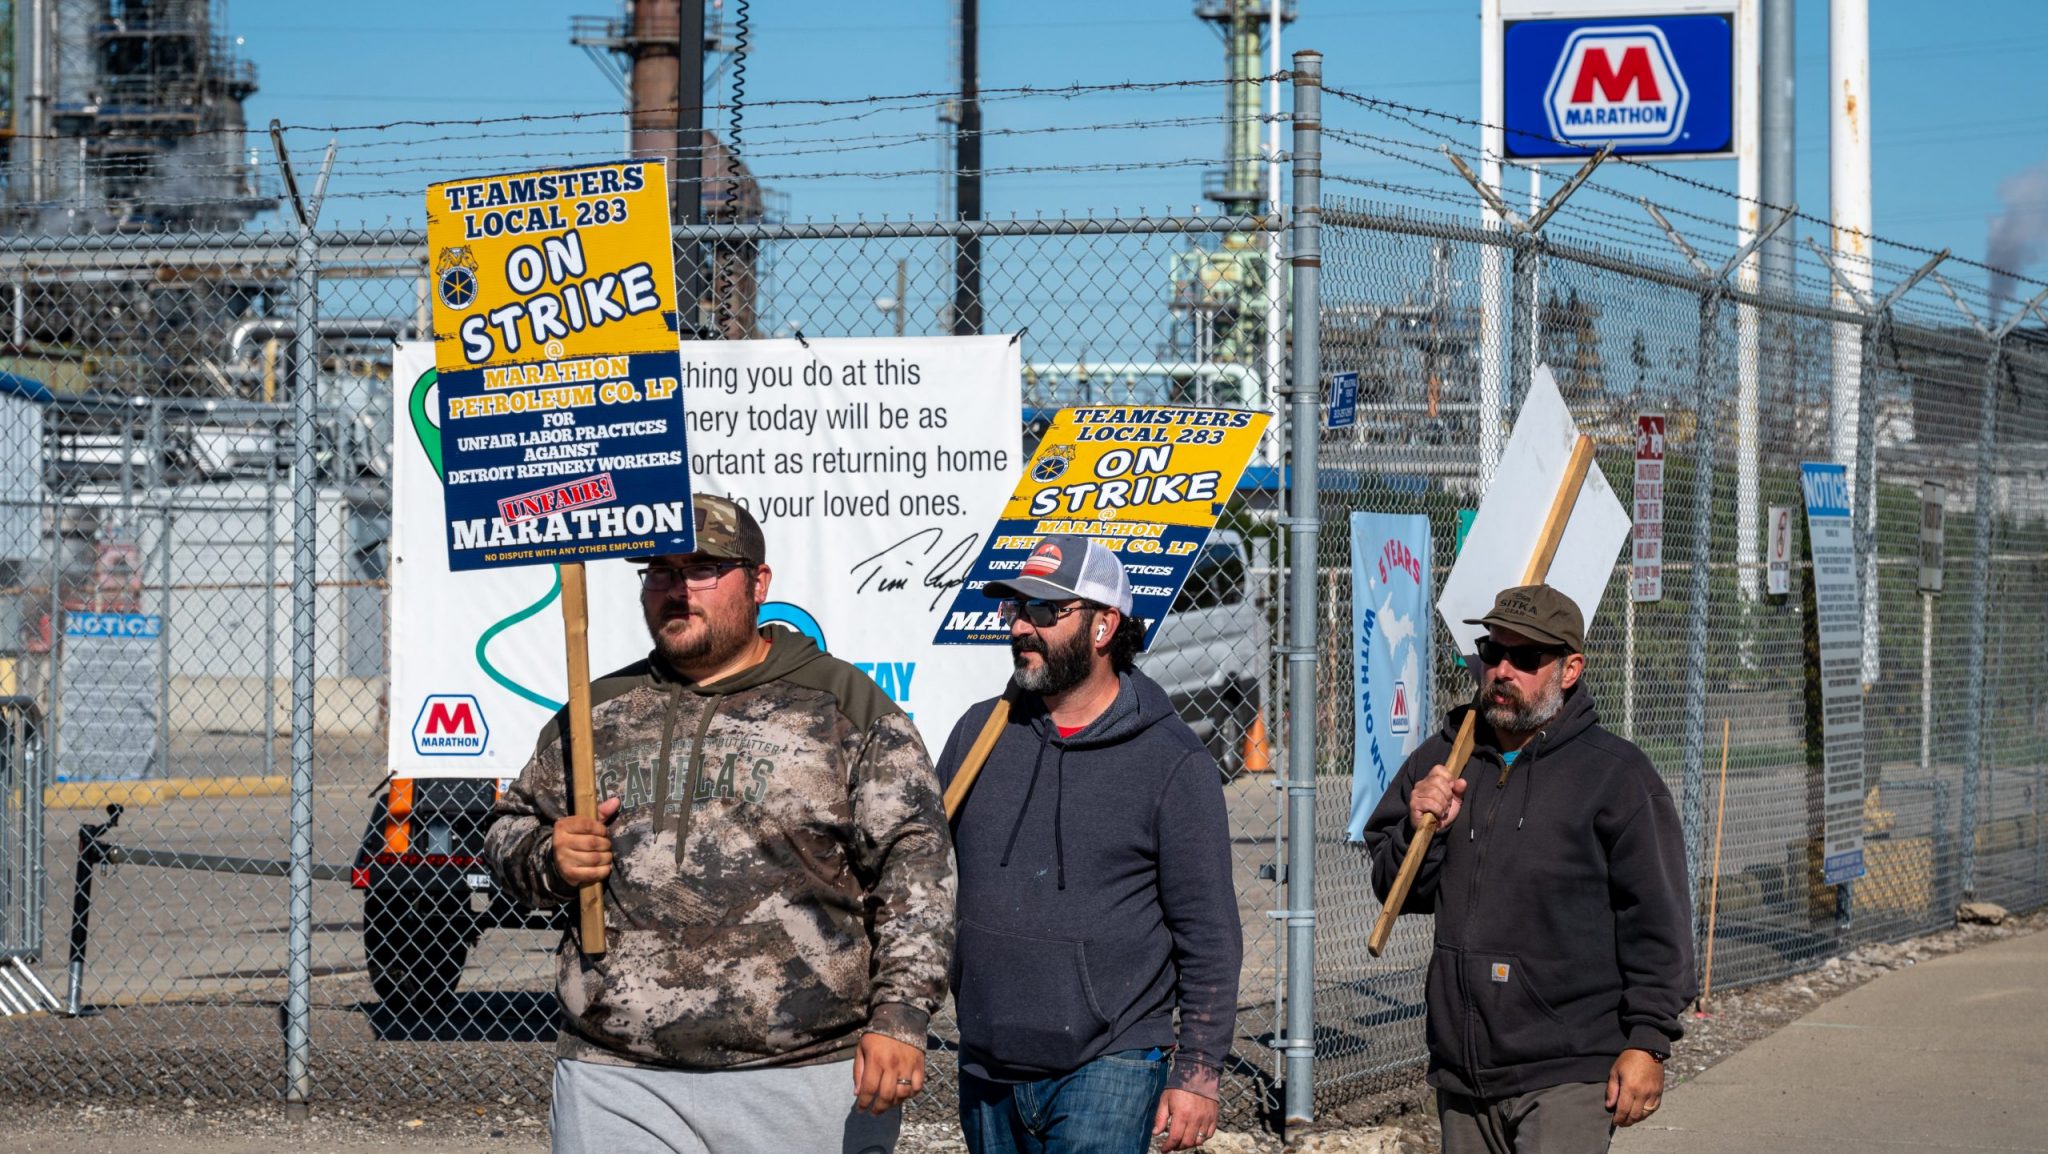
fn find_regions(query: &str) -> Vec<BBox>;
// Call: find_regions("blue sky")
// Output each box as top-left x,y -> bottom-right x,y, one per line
237,1 -> 2048,303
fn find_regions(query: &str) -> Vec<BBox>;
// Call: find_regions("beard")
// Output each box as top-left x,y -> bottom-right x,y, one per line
645,586 -> 759,673
1481,661 -> 1567,735
1010,619 -> 1095,696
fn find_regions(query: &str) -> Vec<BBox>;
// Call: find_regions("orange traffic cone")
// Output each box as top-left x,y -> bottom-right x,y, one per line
1242,712 -> 1273,772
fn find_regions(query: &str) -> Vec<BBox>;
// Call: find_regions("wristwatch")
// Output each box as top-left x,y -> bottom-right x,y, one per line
1641,1048 -> 1668,1063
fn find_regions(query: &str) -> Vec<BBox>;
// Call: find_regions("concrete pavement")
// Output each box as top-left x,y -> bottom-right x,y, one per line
1617,924 -> 2048,1153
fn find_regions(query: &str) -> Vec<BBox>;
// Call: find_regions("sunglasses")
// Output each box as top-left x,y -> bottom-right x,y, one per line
997,599 -> 1088,628
1474,637 -> 1568,673
636,560 -> 752,592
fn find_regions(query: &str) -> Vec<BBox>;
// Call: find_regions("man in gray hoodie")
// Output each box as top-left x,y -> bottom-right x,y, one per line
937,535 -> 1242,1154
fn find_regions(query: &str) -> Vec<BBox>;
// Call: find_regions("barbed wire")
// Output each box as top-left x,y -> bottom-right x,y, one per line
0,75 -> 1267,147
0,66 -> 2033,324
1320,81 -> 2046,296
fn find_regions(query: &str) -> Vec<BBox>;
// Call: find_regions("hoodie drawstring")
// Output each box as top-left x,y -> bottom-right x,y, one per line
649,682 -> 685,836
998,740 -> 1047,871
997,731 -> 1071,890
670,694 -> 725,866
1516,733 -> 1544,830
1052,745 -> 1067,890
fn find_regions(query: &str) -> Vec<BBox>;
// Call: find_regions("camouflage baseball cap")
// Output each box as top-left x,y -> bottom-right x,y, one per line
1464,583 -> 1585,652
689,494 -> 767,565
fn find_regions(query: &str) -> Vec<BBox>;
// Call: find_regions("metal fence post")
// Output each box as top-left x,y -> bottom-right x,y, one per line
1853,315 -> 1883,690
1281,48 -> 1322,1132
1508,234 -> 1536,410
1680,286 -> 1722,931
276,129 -> 336,1121
155,509 -> 173,779
1960,339 -> 2002,900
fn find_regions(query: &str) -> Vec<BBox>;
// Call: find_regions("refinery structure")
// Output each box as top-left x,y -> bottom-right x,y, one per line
0,1 -> 277,401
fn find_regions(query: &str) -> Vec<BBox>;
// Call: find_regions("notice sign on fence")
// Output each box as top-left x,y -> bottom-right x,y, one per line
1918,481 -> 1946,594
1326,371 -> 1358,430
1766,504 -> 1793,596
426,160 -> 693,570
933,405 -> 1269,647
1801,462 -> 1866,886
1631,413 -> 1665,602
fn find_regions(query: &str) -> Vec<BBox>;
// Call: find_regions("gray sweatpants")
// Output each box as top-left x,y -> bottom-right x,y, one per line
1437,1082 -> 1614,1154
552,1056 -> 902,1154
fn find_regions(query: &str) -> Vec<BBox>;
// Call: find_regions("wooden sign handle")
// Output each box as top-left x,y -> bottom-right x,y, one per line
943,683 -> 1019,819
1367,434 -> 1596,957
559,562 -> 607,957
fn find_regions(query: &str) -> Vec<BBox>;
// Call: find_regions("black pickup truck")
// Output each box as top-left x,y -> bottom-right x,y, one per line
352,776 -> 560,1014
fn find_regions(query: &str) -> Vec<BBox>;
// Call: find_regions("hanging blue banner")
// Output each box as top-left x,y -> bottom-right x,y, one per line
1347,511 -> 1434,841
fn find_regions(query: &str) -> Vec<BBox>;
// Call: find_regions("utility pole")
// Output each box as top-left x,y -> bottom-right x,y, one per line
1743,0 -> 1796,606
1829,0 -> 1871,484
952,0 -> 983,336
624,0 -> 709,333
1760,0 -> 1796,292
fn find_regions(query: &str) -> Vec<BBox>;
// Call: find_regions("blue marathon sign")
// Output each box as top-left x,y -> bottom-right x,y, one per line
1502,11 -> 1734,160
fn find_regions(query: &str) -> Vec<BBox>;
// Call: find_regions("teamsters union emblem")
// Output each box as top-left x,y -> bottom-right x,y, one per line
436,246 -> 480,310
1031,443 -> 1076,483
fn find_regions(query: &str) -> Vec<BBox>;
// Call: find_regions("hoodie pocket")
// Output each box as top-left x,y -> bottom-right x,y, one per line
954,919 -> 1111,1073
1468,950 -> 1568,1071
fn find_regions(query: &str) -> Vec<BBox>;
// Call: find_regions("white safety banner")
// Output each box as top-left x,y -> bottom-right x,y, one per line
388,337 -> 1019,778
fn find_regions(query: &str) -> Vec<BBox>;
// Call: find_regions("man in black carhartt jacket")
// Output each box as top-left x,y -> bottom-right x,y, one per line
1361,584 -> 1695,1154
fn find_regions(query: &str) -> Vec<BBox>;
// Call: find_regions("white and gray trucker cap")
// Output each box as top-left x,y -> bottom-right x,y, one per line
983,534 -> 1134,614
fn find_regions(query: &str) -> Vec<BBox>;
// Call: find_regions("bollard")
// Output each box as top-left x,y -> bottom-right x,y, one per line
65,804 -> 122,1017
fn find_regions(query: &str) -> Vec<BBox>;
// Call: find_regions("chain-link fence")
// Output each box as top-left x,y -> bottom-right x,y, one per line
1307,192 -> 2048,1104
0,211 -> 1297,1122
0,57 -> 2043,1137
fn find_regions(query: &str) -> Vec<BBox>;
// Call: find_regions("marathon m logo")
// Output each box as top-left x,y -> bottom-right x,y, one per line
1544,26 -> 1689,148
427,701 -> 477,734
413,694 -> 490,756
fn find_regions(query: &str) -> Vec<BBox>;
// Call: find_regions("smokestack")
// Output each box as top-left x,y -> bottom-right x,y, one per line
1987,160 -> 2048,323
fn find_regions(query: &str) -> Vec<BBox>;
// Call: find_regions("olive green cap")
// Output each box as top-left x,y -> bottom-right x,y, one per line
688,493 -> 767,565
1464,583 -> 1585,652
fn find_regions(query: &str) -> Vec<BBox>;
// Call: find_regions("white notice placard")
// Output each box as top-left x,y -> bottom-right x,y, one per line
1631,413 -> 1665,602
1801,462 -> 1866,886
1766,504 -> 1793,597
1918,482 -> 1946,595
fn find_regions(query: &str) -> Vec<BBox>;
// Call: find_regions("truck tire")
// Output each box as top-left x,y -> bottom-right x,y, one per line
364,891 -> 470,1015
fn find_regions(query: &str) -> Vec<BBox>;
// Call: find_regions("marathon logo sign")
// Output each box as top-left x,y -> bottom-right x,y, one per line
1501,14 -> 1732,160
1544,26 -> 1688,147
413,694 -> 489,756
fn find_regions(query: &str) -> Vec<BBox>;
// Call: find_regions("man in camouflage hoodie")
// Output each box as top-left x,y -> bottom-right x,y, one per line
485,494 -> 955,1154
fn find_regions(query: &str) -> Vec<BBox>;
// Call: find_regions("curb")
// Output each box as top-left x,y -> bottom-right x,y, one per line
44,776 -> 291,809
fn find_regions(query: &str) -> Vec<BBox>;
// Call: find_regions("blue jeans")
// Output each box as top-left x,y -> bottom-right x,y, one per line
959,1049 -> 1170,1154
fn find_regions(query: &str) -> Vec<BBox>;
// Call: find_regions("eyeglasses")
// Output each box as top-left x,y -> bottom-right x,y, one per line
636,561 -> 751,592
997,599 -> 1088,628
1474,637 -> 1567,673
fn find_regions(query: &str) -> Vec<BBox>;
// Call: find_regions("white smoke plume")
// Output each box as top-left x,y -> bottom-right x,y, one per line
1987,159 -> 2048,322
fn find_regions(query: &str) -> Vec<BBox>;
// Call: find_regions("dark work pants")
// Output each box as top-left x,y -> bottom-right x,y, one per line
1437,1082 -> 1614,1154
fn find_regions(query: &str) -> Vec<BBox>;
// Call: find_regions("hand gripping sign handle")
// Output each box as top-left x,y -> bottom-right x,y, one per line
559,562 -> 608,957
943,682 -> 1020,820
1367,434 -> 1596,958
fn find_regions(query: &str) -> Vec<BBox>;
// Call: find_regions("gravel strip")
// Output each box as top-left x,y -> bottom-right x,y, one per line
4,906 -> 2038,1154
